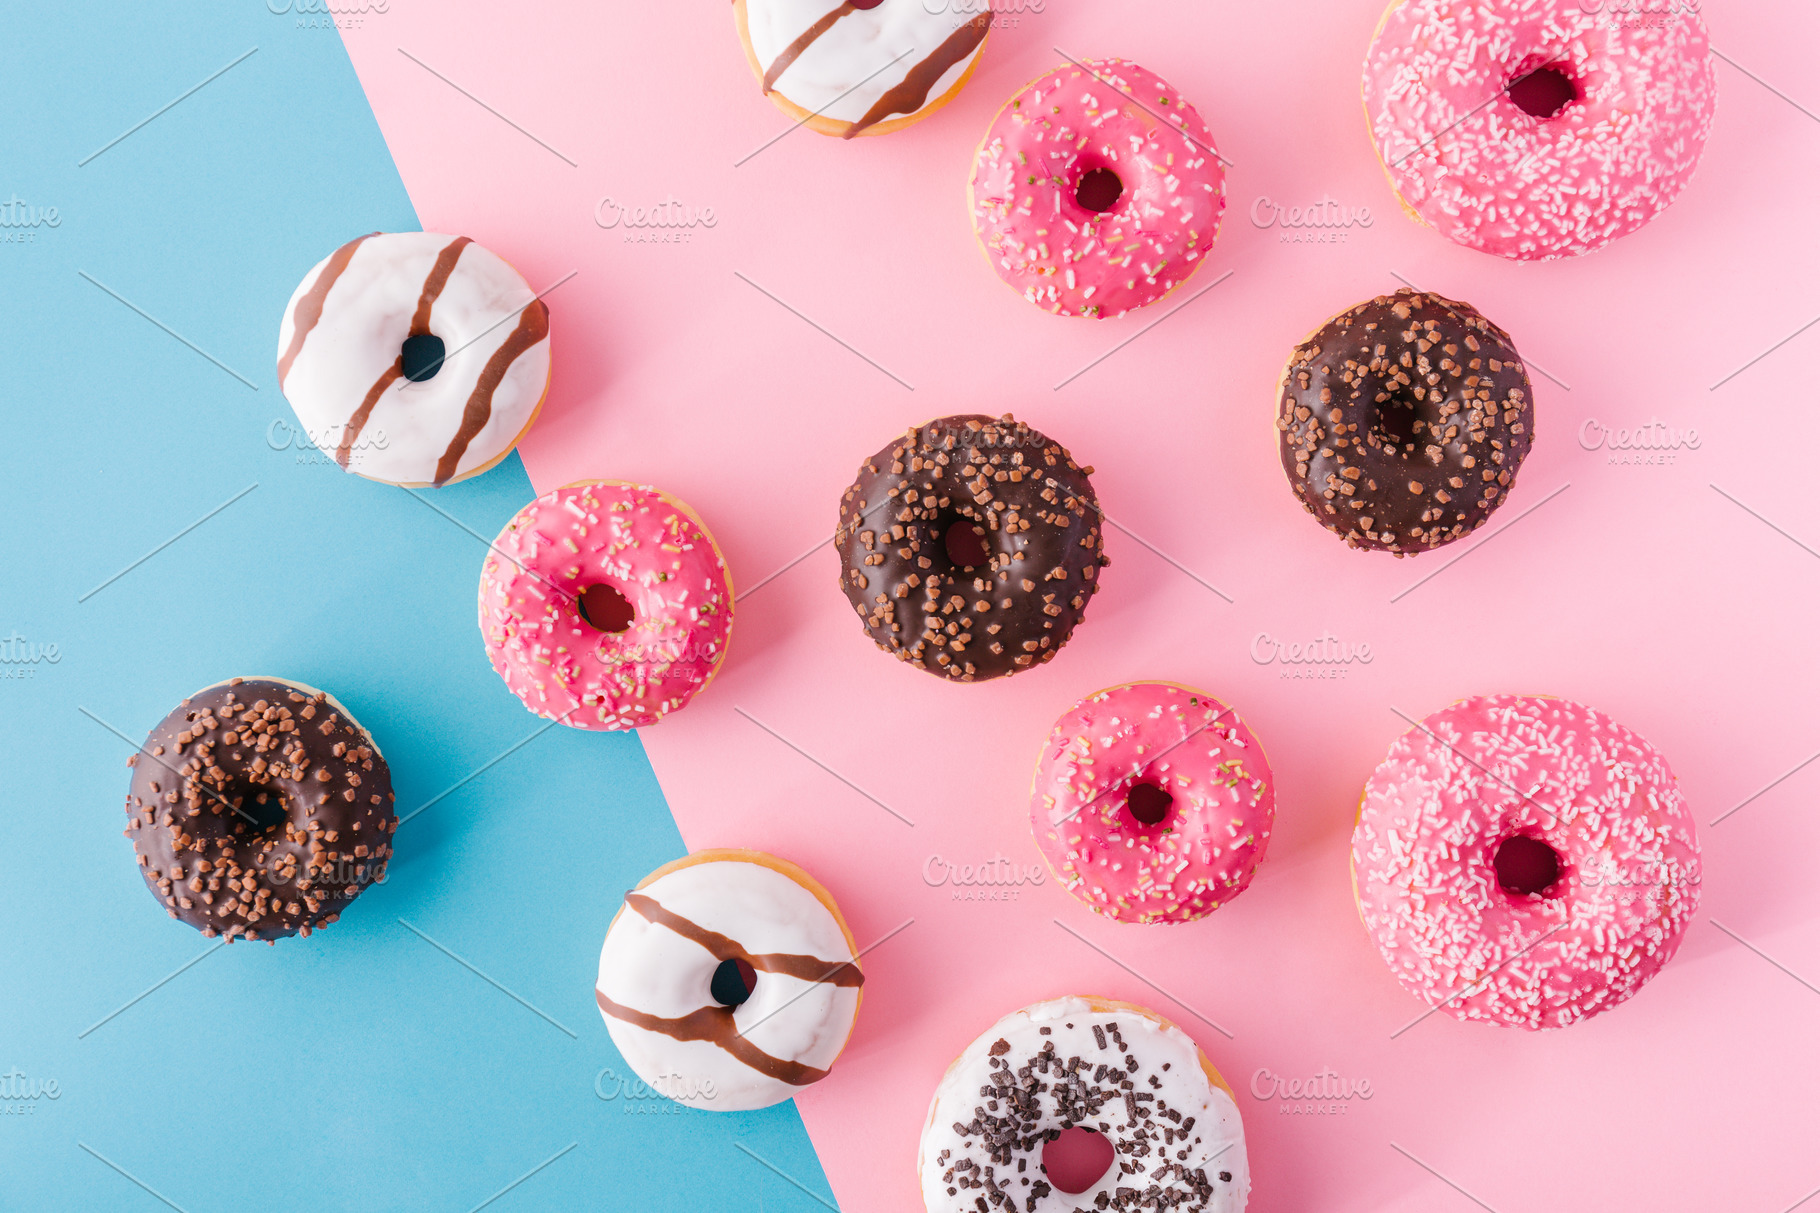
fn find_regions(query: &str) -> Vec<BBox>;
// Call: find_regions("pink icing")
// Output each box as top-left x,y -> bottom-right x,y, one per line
969,59 -> 1227,320
1353,694 -> 1701,1030
1364,0 -> 1716,260
1029,682 -> 1275,925
478,482 -> 733,731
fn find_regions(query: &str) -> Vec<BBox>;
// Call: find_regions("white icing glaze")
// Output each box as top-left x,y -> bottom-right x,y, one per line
919,997 -> 1249,1212
276,232 -> 551,487
595,857 -> 861,1112
745,0 -> 985,131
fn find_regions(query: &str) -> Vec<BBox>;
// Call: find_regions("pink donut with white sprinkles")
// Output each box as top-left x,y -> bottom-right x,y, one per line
1030,682 -> 1274,925
1364,0 -> 1716,260
1353,694 -> 1701,1030
969,59 -> 1227,319
479,481 -> 733,731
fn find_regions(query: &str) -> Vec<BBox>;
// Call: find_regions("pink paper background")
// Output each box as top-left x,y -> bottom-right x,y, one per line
341,2 -> 1820,1208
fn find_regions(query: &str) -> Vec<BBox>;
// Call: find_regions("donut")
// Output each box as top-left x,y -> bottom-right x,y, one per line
1275,289 -> 1534,556
1352,694 -> 1701,1030
918,996 -> 1249,1212
835,414 -> 1108,682
969,58 -> 1226,319
1030,682 -> 1275,925
594,849 -> 863,1112
1364,0 -> 1716,260
121,677 -> 396,944
277,231 -> 551,487
479,480 -> 733,731
733,0 -> 989,138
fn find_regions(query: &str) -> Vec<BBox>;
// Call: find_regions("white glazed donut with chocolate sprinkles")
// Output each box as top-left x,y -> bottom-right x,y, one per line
919,997 -> 1249,1212
595,850 -> 864,1112
276,232 -> 551,487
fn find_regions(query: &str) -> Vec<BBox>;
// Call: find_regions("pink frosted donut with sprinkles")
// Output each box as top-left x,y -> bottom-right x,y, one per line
1352,694 -> 1701,1030
969,59 -> 1227,319
1030,682 -> 1274,925
1363,0 -> 1716,260
479,481 -> 733,731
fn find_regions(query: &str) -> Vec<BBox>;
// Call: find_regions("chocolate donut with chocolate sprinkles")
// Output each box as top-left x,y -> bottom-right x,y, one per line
836,414 -> 1108,682
1276,289 -> 1534,555
122,677 -> 396,944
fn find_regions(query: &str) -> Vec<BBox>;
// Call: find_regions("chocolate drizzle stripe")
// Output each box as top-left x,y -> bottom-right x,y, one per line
408,236 -> 471,334
431,298 -> 549,486
843,13 -> 988,138
337,236 -> 472,467
594,988 -> 831,1086
764,3 -> 854,92
337,363 -> 402,468
277,232 -> 377,389
624,892 -> 863,987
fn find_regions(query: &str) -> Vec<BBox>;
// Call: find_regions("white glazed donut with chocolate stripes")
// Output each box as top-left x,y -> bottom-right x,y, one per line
276,232 -> 551,487
595,850 -> 864,1112
735,0 -> 990,139
920,997 -> 1249,1212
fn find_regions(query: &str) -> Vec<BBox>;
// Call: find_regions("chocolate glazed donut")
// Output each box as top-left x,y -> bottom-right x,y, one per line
122,677 -> 397,943
836,414 -> 1108,682
1276,289 -> 1534,555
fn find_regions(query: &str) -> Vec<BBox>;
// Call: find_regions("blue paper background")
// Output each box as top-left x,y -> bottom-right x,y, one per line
0,7 -> 838,1209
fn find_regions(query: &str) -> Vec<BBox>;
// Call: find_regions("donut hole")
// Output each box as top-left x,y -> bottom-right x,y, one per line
942,517 -> 992,571
710,957 -> 758,1008
400,332 -> 447,383
1075,167 -> 1124,214
1371,393 -> 1444,453
1126,780 -> 1174,829
578,583 -> 635,634
1507,65 -> 1577,120
1042,1126 -> 1116,1194
225,785 -> 289,839
1495,834 -> 1564,898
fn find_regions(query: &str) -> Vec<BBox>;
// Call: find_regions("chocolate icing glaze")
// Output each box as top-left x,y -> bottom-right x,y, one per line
1276,289 -> 1534,556
836,414 -> 1108,682
122,678 -> 397,943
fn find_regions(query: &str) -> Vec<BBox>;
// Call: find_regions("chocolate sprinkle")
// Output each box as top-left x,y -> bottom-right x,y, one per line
1276,289 -> 1534,556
